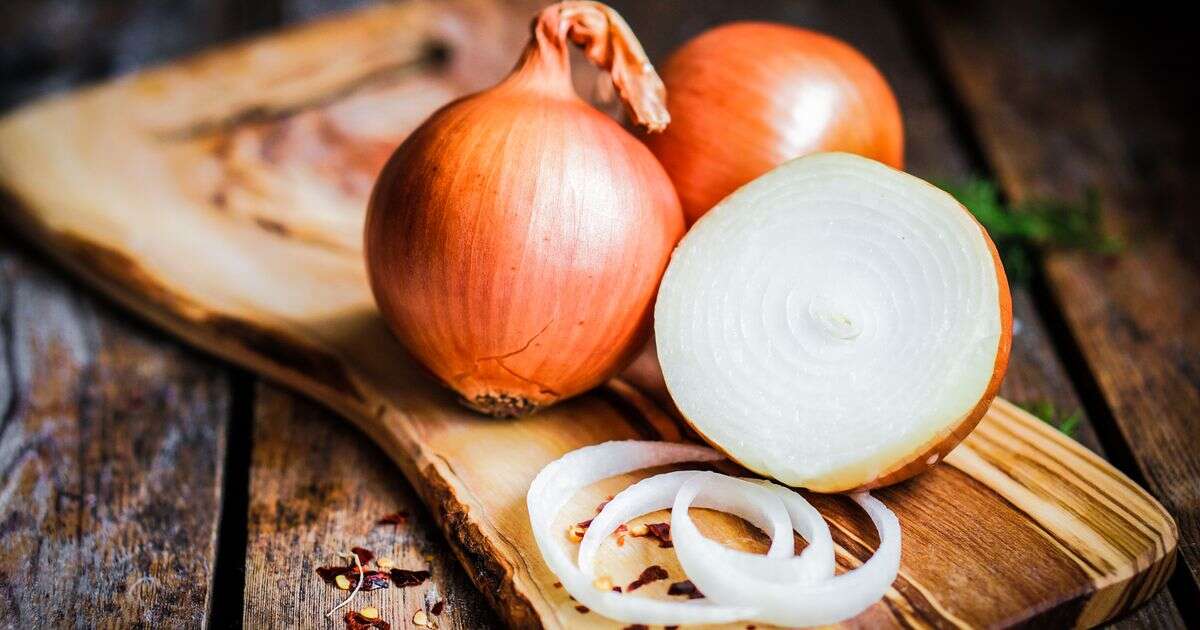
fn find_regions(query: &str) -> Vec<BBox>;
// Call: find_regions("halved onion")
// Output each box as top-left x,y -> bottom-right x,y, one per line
672,474 -> 901,626
655,152 -> 1012,492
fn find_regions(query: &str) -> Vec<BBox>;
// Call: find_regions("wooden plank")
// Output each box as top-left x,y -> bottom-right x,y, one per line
0,2 -> 1178,628
917,0 -> 1200,595
0,237 -> 230,626
0,1 -> 248,627
243,383 -> 498,629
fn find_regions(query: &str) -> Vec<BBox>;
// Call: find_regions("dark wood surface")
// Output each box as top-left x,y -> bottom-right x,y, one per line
0,0 -> 1195,628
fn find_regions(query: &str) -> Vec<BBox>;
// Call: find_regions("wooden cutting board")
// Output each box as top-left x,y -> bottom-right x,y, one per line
0,2 -> 1177,628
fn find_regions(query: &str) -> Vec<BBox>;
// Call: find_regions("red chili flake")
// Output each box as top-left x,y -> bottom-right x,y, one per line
623,625 -> 649,630
667,579 -> 704,599
595,496 -> 613,513
316,564 -> 354,583
626,565 -> 669,592
343,611 -> 390,630
612,586 -> 622,593
431,600 -> 445,616
576,518 -> 594,529
645,522 -> 672,548
351,547 -> 375,565
316,564 -> 391,591
666,626 -> 679,630
360,570 -> 391,591
616,536 -> 626,547
575,605 -> 590,614
377,511 -> 410,527
389,568 -> 431,587
553,581 -> 562,588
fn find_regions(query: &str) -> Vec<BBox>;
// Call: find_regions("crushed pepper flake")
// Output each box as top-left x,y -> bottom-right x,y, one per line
645,522 -> 672,547
431,600 -> 445,616
359,571 -> 391,591
389,568 -> 432,587
626,565 -> 669,592
574,605 -> 590,614
377,511 -> 410,527
318,563 -> 390,591
343,610 -> 389,630
667,579 -> 704,599
351,547 -> 375,565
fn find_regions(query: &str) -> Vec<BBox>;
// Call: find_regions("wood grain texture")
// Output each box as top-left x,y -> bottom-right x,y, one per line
0,2 -> 1179,628
243,382 -> 498,629
0,238 -> 230,627
917,0 -> 1200,593
0,2 -> 251,627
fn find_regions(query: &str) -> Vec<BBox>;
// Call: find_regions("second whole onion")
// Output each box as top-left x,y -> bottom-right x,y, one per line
644,22 -> 905,223
365,2 -> 683,417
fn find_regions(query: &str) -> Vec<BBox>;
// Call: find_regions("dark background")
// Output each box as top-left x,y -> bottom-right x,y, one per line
1,1 -> 1197,628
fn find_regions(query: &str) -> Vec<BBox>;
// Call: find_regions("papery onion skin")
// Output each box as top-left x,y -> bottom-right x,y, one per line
365,3 -> 683,417
644,22 -> 904,223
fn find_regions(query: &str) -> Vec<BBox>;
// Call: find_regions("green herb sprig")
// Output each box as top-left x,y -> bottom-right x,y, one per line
1020,400 -> 1083,437
937,179 -> 1121,282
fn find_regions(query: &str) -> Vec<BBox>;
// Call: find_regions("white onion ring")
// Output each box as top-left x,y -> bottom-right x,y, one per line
527,441 -> 900,626
526,441 -> 757,625
673,473 -> 901,626
577,470 -> 796,578
646,472 -> 836,586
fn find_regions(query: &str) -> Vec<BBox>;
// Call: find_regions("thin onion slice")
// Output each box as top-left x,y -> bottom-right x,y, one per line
527,440 -> 900,626
672,473 -> 901,626
526,441 -> 757,625
577,470 -> 797,578
748,479 -> 836,583
580,471 -> 836,588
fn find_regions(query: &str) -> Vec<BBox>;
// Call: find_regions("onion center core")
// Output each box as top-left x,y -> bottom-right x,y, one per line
806,294 -> 864,340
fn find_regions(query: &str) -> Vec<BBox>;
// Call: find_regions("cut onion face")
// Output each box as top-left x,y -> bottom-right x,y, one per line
655,152 -> 1012,492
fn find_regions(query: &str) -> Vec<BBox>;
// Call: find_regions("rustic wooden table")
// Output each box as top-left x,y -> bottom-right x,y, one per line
1,1 -> 1196,628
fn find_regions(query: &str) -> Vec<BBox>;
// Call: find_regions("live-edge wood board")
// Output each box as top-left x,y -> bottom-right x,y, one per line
0,2 -> 1177,628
